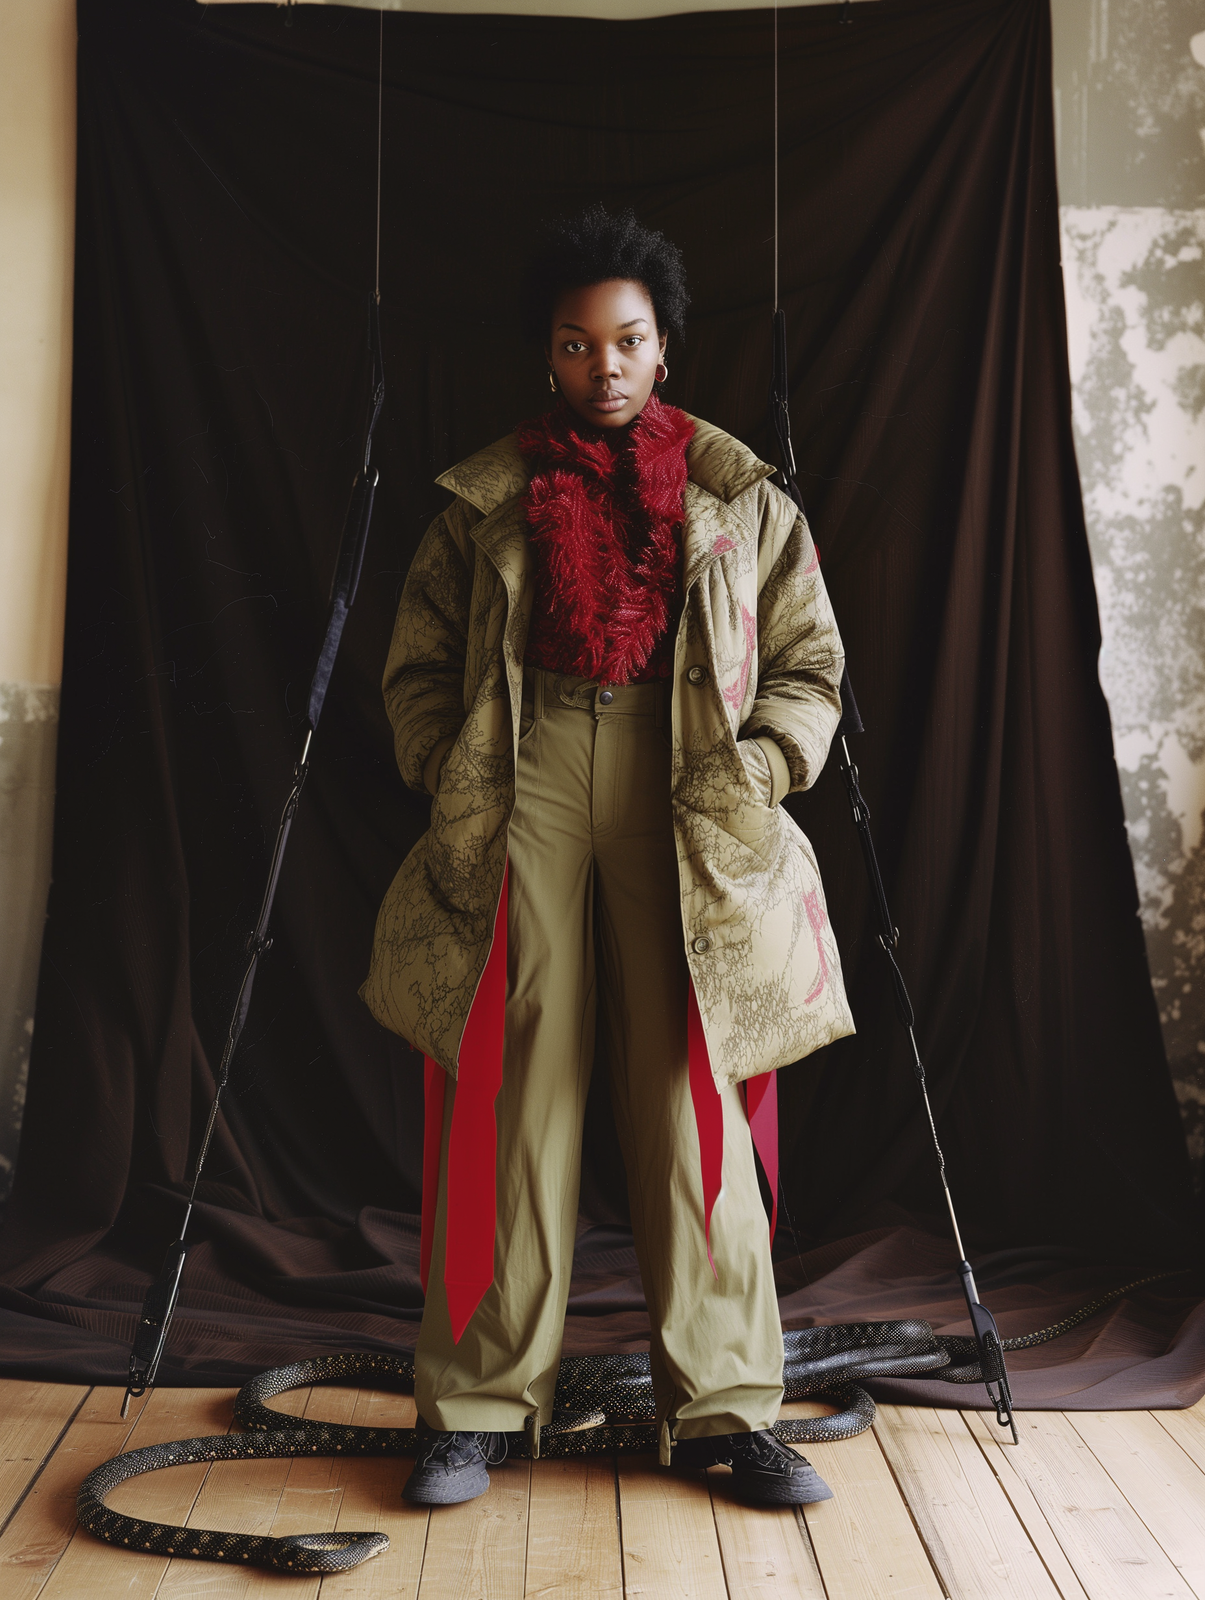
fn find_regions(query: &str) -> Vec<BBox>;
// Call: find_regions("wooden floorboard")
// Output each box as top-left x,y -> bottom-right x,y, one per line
799,1428 -> 945,1600
32,1386 -> 237,1600
874,1404 -> 1064,1599
320,1387 -> 428,1600
0,1385 -> 145,1600
1152,1396 -> 1205,1476
965,1407 -> 1196,1600
958,1409 -> 1091,1600
524,1454 -> 623,1599
616,1451 -> 727,1599
0,1380 -> 90,1531
415,1455 -> 530,1600
1069,1410 -> 1205,1597
8,1379 -> 1205,1598
706,1467 -> 826,1599
153,1382 -> 313,1600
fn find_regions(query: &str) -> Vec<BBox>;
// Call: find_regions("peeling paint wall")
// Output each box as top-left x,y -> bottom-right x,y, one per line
1053,0 -> 1205,1169
0,1 -> 75,1200
0,685 -> 58,1196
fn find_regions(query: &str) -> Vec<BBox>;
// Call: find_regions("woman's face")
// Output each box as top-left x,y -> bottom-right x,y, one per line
545,278 -> 668,430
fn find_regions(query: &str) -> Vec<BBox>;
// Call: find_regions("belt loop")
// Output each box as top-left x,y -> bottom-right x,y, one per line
655,681 -> 665,729
534,668 -> 545,721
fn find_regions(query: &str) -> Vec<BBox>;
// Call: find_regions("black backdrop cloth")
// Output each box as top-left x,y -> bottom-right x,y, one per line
1,0 -> 1200,1409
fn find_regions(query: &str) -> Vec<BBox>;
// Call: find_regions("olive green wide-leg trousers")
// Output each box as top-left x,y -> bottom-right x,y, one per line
414,671 -> 784,1456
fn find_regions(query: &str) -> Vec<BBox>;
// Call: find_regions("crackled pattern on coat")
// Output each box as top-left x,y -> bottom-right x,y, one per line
363,418 -> 854,1084
363,505 -> 519,1066
674,727 -> 852,1083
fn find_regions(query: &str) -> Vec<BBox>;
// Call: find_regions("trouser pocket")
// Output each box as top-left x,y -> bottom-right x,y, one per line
518,667 -> 544,743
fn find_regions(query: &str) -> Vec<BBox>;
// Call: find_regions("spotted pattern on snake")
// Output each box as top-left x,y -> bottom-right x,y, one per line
77,1282 -> 1177,1575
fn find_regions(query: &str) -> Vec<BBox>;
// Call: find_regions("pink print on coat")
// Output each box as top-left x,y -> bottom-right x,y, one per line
803,889 -> 830,1004
722,603 -> 758,710
712,534 -> 737,556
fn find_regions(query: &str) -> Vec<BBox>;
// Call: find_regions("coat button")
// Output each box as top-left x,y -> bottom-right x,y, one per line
692,935 -> 712,954
687,665 -> 708,687
599,689 -> 614,705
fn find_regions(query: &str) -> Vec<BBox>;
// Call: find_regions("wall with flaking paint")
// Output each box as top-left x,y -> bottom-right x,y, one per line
1053,0 -> 1205,1171
0,0 -> 74,1200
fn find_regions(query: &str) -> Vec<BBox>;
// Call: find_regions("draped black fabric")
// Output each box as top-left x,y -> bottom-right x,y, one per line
1,0 -> 1199,1406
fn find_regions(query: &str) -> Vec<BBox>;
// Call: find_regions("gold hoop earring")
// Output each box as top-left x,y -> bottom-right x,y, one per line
548,370 -> 559,393
655,361 -> 668,384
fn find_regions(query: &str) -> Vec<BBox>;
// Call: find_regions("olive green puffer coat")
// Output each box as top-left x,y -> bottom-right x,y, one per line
360,415 -> 854,1088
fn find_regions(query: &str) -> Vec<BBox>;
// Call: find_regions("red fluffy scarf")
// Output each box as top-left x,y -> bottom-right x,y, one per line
517,393 -> 695,685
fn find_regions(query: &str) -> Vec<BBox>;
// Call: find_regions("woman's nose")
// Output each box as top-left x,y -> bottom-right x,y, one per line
591,346 -> 621,380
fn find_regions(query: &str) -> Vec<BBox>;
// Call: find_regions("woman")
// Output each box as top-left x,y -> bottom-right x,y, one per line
361,206 -> 853,1508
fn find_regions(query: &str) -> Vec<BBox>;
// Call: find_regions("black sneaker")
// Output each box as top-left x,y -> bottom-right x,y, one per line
402,1429 -> 508,1506
673,1430 -> 834,1506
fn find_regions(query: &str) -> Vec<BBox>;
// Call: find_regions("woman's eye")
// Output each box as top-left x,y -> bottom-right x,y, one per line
564,341 -> 586,354
622,336 -> 643,347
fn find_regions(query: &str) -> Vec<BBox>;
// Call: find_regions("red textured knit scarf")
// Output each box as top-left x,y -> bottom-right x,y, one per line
517,393 -> 695,684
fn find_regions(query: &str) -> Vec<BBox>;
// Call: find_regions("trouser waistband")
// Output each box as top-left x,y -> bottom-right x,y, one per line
522,666 -> 668,721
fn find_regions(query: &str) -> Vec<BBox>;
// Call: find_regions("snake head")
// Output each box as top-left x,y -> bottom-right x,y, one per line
267,1531 -> 390,1573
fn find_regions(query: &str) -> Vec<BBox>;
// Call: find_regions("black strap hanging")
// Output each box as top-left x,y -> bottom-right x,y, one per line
122,303 -> 385,1416
122,17 -> 389,1418
769,303 -> 1017,1436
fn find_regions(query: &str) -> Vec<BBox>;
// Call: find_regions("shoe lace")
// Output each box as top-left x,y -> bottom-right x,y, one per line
419,1430 -> 508,1469
742,1431 -> 796,1469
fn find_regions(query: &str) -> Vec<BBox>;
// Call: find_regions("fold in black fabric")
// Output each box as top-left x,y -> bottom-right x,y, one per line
0,1227 -> 1200,1411
1,0 -> 1199,1405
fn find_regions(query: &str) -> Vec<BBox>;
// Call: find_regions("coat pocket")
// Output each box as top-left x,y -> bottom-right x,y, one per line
737,737 -> 774,807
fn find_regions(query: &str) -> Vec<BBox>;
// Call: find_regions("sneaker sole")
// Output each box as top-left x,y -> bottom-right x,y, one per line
731,1466 -> 834,1506
402,1462 -> 491,1506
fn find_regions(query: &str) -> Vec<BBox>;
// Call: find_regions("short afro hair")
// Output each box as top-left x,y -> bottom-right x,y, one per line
520,204 -> 690,346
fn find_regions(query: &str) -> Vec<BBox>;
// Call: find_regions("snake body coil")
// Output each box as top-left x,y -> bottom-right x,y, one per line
78,1277 -> 1176,1575
78,1321 -> 935,1572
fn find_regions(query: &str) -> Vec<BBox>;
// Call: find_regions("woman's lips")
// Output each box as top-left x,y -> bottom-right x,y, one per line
589,394 -> 628,411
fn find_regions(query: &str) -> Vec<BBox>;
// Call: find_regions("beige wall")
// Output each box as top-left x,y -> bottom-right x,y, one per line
0,0 -> 74,687
0,0 -> 75,1198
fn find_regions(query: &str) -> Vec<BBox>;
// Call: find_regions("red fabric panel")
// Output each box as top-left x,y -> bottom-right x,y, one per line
744,1071 -> 779,1242
687,980 -> 724,1275
443,865 -> 508,1342
420,1055 -> 444,1295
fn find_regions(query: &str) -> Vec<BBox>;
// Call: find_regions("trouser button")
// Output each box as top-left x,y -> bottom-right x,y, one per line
599,689 -> 614,705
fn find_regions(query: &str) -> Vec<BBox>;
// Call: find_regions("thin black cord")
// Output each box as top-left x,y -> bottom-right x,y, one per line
773,5 -> 779,313
375,9 -> 384,303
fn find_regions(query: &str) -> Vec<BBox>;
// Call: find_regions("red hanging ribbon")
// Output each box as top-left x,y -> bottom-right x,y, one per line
424,900 -> 760,1324
422,865 -> 509,1343
687,980 -> 724,1276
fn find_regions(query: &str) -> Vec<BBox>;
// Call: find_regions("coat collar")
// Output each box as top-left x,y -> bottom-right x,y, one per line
436,414 -> 776,514
434,413 -> 778,594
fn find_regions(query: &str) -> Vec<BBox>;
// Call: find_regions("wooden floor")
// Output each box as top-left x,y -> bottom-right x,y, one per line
2,1380 -> 1205,1598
